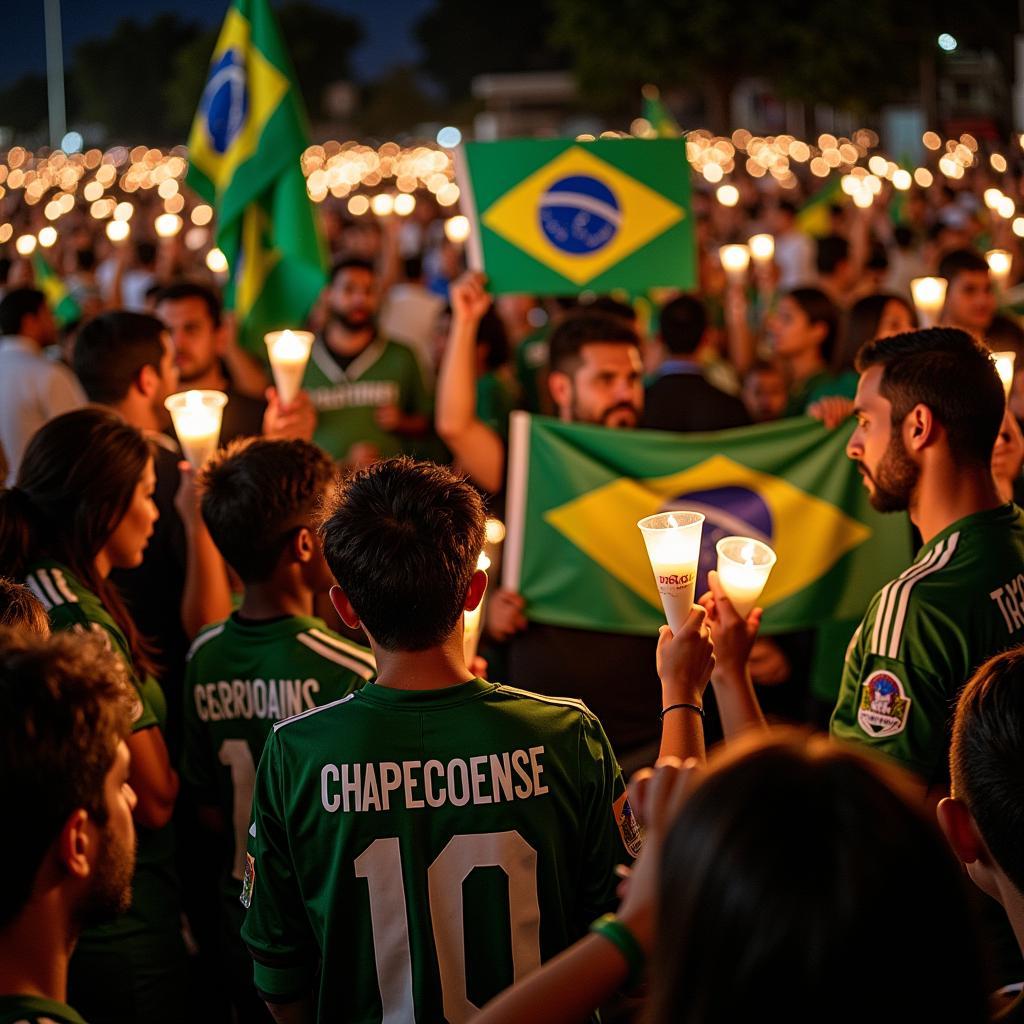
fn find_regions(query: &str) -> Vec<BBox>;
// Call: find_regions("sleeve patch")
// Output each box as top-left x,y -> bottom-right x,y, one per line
613,791 -> 643,858
240,852 -> 256,909
857,669 -> 912,738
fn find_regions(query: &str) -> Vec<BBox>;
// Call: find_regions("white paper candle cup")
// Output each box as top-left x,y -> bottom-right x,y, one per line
986,249 -> 1012,293
748,233 -> 775,264
715,536 -> 777,618
994,350 -> 1016,398
638,511 -> 705,633
265,329 -> 314,405
463,552 -> 491,664
165,389 -> 227,469
910,277 -> 947,329
719,244 -> 750,285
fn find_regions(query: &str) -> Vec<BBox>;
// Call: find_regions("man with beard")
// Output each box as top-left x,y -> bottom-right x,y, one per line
302,257 -> 431,465
829,327 -> 1024,792
0,629 -> 136,1024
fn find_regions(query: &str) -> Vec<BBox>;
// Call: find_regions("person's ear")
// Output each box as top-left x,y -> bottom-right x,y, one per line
292,526 -> 315,565
547,370 -> 572,413
936,796 -> 984,866
464,568 -> 488,613
136,364 -> 158,399
330,585 -> 360,629
57,808 -> 93,880
904,403 -> 935,451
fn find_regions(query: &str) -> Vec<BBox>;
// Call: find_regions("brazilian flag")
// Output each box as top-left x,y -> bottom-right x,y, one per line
187,0 -> 326,353
504,414 -> 912,636
641,85 -> 682,138
796,175 -> 845,238
457,138 -> 696,295
32,252 -> 80,328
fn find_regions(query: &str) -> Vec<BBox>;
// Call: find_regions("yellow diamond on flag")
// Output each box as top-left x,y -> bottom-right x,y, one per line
187,7 -> 289,196
481,145 -> 685,286
545,454 -> 871,610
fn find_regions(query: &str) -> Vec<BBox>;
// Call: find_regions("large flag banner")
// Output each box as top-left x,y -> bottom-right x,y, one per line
456,138 -> 696,295
504,413 -> 912,636
187,0 -> 326,352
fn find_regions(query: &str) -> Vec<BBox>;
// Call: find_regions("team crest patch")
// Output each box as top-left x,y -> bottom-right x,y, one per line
613,791 -> 643,858
240,852 -> 256,908
857,670 -> 912,738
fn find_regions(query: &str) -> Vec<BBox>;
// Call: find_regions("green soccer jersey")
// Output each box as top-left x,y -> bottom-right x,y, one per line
304,335 -> 431,461
181,613 -> 375,890
241,678 -> 637,1023
0,995 -> 86,1024
831,503 -> 1024,784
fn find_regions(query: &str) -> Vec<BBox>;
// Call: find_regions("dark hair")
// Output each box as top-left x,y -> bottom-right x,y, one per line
0,577 -> 50,635
76,249 -> 97,273
475,308 -> 510,371
938,248 -> 989,285
136,241 -> 157,267
199,438 -> 335,583
402,255 -> 424,281
777,199 -> 798,218
834,293 -> 916,374
0,628 -> 132,928
329,256 -> 376,284
786,287 -> 839,364
815,234 -> 850,276
0,407 -> 157,676
0,287 -> 46,336
951,647 -> 1024,893
856,327 -> 1003,466
319,457 -> 485,651
73,311 -> 167,405
583,296 -> 636,323
659,295 -> 707,356
648,731 -> 989,1024
155,280 -> 222,327
547,311 -> 640,376
744,357 -> 784,381
986,313 -> 1024,354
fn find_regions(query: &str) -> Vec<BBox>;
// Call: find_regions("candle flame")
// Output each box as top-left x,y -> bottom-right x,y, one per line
667,514 -> 678,528
741,541 -> 756,565
476,552 -> 491,571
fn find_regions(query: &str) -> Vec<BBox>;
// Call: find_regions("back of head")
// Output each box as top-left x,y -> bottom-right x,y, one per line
74,310 -> 166,405
199,438 -> 335,583
476,307 -> 510,371
0,577 -> 50,635
0,287 -> 46,337
649,731 -> 988,1024
855,326 -> 1003,466
547,310 -> 639,376
155,280 -> 222,326
951,647 -> 1024,894
815,234 -> 850,276
658,295 -> 707,356
0,628 -> 131,928
938,248 -> 989,285
319,457 -> 485,651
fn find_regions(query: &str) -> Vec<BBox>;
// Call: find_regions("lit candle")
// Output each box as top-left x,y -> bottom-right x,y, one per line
986,249 -> 1012,294
748,233 -> 775,266
165,389 -> 227,468
265,329 -> 314,405
994,351 -> 1016,398
719,244 -> 750,286
463,551 -> 491,664
715,536 -> 777,618
910,276 -> 947,329
637,511 -> 705,634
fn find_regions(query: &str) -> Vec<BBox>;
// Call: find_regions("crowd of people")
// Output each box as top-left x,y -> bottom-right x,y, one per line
4,146 -> 1024,1024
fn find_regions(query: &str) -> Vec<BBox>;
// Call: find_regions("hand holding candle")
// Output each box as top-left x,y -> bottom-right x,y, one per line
638,511 -> 705,634
715,536 -> 777,618
265,329 -> 314,405
165,389 -> 227,468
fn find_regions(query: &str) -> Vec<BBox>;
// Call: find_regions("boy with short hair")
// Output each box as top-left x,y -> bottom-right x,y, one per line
241,457 -> 640,1023
182,437 -> 374,1021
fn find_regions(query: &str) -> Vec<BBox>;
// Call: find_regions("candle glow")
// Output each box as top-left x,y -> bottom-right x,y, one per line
164,390 -> 227,468
638,511 -> 705,634
994,351 -> 1016,398
910,277 -> 947,328
716,536 -> 777,617
265,329 -> 314,405
748,233 -> 775,263
463,551 -> 491,664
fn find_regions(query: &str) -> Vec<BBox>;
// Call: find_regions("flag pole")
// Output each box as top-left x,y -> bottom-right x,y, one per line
502,411 -> 532,593
43,0 -> 67,149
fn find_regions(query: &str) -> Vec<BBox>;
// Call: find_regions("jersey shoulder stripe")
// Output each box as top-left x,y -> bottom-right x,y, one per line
25,573 -> 53,611
186,622 -> 226,661
885,531 -> 960,659
305,628 -> 376,669
297,633 -> 376,679
273,691 -> 357,732
869,539 -> 947,656
493,684 -> 594,718
50,567 -> 80,605
30,568 -> 64,608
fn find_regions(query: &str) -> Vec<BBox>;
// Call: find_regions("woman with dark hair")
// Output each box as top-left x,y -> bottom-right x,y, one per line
0,406 -> 184,1024
836,292 -> 917,374
765,287 -> 841,415
476,733 -> 990,1024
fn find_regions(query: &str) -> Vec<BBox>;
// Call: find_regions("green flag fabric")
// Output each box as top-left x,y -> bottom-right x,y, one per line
795,175 -> 845,238
504,413 -> 912,637
641,86 -> 682,138
32,252 -> 81,327
456,138 -> 696,295
186,0 -> 326,353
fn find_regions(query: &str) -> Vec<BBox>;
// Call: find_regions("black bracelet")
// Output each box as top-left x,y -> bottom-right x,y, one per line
659,702 -> 704,721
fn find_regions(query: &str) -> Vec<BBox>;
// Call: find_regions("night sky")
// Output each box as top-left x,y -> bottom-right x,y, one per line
1,0 -> 434,88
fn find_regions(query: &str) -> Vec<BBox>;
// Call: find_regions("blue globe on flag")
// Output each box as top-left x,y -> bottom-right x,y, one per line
662,486 -> 774,598
201,48 -> 249,155
539,175 -> 621,254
